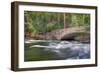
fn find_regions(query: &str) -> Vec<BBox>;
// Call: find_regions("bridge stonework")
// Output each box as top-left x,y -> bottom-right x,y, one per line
45,26 -> 87,40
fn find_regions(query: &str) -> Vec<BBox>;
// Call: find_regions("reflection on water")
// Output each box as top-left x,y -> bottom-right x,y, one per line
25,40 -> 90,61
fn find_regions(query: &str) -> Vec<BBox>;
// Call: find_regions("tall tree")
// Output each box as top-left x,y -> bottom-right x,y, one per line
64,13 -> 67,29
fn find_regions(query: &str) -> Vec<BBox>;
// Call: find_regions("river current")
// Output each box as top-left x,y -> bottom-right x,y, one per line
25,40 -> 90,60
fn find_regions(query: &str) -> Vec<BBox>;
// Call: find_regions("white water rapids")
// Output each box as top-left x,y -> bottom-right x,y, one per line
26,40 -> 90,59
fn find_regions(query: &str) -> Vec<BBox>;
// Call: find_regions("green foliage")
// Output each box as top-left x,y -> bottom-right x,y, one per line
24,11 -> 90,34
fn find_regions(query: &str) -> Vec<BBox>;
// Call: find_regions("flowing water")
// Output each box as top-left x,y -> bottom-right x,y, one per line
25,40 -> 90,61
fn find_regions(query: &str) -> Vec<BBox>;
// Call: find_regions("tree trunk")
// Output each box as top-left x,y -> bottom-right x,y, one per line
82,15 -> 85,26
64,13 -> 67,29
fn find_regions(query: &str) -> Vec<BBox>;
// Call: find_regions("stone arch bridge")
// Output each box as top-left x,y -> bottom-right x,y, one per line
40,26 -> 89,40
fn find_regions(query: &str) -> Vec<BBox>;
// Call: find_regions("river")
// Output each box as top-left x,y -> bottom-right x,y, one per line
25,40 -> 90,61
